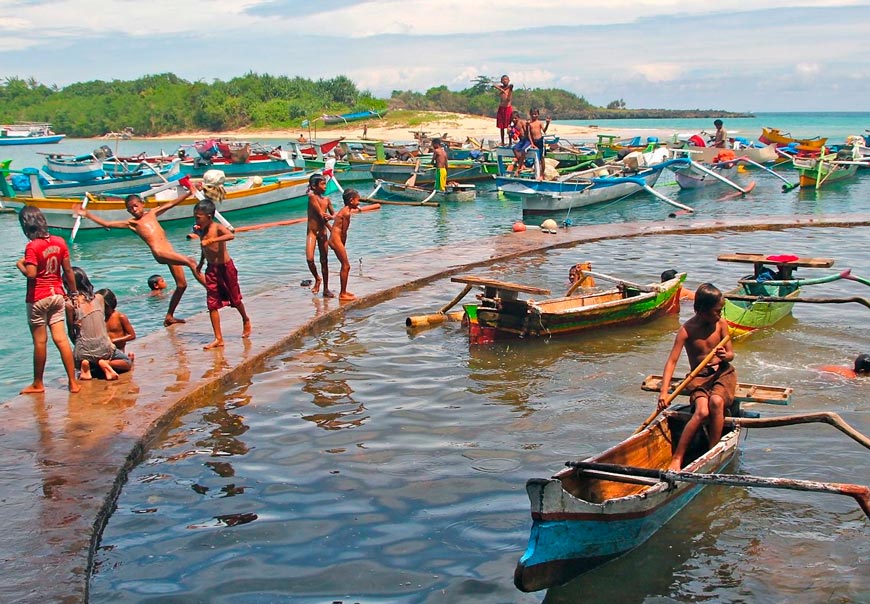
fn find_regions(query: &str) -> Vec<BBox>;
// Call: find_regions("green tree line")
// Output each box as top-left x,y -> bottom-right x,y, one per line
0,72 -> 386,137
0,72 -> 748,137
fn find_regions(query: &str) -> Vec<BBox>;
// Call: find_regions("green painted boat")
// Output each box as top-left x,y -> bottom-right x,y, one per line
718,253 -> 835,338
454,270 -> 685,344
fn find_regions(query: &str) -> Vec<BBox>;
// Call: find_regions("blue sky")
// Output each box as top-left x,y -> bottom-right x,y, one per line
2,1 -> 869,112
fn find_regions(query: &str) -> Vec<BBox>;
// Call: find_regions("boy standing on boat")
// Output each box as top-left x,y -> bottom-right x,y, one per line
526,108 -> 551,180
657,283 -> 736,470
194,198 -> 251,349
431,139 -> 448,191
75,181 -> 205,326
492,75 -> 514,145
329,189 -> 360,302
16,206 -> 80,394
305,173 -> 335,298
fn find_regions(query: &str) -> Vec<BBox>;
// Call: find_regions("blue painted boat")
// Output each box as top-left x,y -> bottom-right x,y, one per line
514,407 -> 742,592
1,159 -> 182,198
302,110 -> 387,128
496,152 -> 691,214
0,123 -> 65,145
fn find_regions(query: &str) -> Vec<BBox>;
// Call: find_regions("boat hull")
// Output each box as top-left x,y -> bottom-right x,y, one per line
371,161 -> 493,185
12,160 -> 182,197
466,274 -> 684,342
3,174 -> 310,231
377,180 -> 475,203
514,411 -> 741,592
671,162 -> 738,190
0,134 -> 65,145
497,170 -> 662,214
723,282 -> 798,338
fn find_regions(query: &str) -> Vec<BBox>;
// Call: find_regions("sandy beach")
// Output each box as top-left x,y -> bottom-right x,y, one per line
149,111 -> 668,144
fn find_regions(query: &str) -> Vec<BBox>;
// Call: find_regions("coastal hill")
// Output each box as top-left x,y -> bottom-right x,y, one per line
0,72 -> 750,138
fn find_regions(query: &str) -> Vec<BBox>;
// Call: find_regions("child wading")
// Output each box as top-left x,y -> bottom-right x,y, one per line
194,198 -> 252,349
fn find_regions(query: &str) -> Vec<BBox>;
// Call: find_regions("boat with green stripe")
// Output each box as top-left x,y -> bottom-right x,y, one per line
453,267 -> 685,344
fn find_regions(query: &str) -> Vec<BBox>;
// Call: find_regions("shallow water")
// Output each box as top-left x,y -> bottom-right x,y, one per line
88,230 -> 870,603
4,135 -> 870,401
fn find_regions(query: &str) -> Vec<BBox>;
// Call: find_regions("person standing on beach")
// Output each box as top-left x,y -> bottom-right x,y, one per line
329,188 -> 360,301
492,74 -> 514,145
16,206 -> 80,394
305,173 -> 335,298
194,198 -> 252,349
431,138 -> 448,191
712,119 -> 727,148
75,181 -> 205,326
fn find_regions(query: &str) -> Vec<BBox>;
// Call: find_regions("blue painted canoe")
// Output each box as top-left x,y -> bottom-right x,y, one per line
514,408 -> 741,592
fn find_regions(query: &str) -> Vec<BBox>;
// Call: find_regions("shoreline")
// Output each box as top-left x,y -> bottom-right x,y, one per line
132,112 -> 677,144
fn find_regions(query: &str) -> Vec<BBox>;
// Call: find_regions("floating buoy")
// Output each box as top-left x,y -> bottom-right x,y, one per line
540,218 -> 558,233
512,221 -> 527,232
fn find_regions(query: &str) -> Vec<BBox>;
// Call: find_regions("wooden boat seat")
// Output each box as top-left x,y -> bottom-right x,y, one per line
717,253 -> 834,268
451,276 -> 550,296
642,375 -> 792,405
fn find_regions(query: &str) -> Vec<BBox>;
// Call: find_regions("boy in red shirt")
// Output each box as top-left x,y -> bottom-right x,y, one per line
16,206 -> 80,393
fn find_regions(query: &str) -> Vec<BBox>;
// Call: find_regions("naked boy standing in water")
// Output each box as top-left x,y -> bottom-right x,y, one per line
305,173 -> 335,298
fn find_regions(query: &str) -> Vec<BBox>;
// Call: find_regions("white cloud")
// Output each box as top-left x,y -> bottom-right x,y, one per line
630,63 -> 686,83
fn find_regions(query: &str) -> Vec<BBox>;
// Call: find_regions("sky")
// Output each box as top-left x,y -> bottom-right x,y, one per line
2,1 -> 870,112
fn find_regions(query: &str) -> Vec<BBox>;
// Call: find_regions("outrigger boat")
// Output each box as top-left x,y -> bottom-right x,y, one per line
759,127 -> 827,149
366,178 -> 475,205
514,376 -> 870,592
404,266 -> 686,343
0,123 -> 65,145
790,145 -> 863,189
717,253 -> 870,338
0,171 -> 312,233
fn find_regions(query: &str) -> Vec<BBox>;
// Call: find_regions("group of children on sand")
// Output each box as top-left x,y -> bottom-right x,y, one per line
17,179 -> 255,393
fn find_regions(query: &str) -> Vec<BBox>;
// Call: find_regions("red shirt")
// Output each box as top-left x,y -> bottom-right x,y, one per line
23,235 -> 69,303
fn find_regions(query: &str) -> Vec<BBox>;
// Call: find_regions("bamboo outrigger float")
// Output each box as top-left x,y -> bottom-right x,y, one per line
717,253 -> 870,338
513,380 -> 870,592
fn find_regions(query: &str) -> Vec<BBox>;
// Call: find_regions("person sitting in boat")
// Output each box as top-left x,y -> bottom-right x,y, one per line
657,283 -> 737,470
818,354 -> 870,379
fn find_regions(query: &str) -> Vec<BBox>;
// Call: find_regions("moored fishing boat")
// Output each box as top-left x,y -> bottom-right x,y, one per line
715,253 -> 870,338
1,171 -> 311,232
368,179 -> 475,204
1,158 -> 182,198
791,145 -> 862,189
496,149 -> 691,214
42,152 -> 105,181
302,109 -> 387,127
450,267 -> 684,344
0,123 -> 65,145
759,127 -> 827,149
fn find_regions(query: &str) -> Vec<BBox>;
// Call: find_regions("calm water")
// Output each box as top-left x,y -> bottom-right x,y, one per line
88,231 -> 870,603
2,117 -> 869,602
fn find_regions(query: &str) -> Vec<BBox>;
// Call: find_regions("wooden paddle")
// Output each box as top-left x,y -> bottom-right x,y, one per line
567,460 -> 870,518
636,332 -> 732,433
405,159 -> 422,186
69,193 -> 91,243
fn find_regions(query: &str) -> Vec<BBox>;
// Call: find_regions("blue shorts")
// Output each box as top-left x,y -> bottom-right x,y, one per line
512,140 -> 531,154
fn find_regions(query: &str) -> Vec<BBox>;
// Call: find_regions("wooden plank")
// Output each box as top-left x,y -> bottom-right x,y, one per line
642,375 -> 792,405
717,253 -> 834,268
451,275 -> 550,295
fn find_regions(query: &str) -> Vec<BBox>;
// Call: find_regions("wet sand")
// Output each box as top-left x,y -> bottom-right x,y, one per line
2,213 -> 869,602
